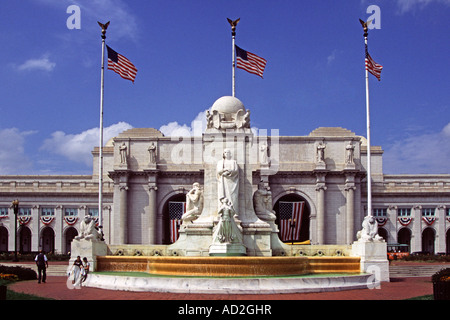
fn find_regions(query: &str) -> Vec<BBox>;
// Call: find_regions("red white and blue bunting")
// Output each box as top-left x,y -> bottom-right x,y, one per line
422,216 -> 436,226
64,216 -> 78,225
40,216 -> 54,225
376,217 -> 388,226
18,216 -> 31,226
398,217 -> 412,226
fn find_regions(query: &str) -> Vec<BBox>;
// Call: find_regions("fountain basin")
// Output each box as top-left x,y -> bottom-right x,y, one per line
83,273 -> 375,294
96,256 -> 360,277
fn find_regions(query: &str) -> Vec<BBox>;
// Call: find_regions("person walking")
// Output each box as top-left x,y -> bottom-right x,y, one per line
34,250 -> 48,284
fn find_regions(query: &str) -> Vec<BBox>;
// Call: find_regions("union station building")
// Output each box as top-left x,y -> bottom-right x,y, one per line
1,97 -> 449,256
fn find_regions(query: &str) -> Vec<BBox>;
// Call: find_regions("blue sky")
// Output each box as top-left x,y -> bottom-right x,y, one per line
0,0 -> 449,175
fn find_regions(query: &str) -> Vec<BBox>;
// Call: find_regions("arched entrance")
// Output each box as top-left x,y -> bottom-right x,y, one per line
0,226 -> 8,252
162,193 -> 186,244
378,228 -> 388,242
447,229 -> 450,255
65,227 -> 78,254
273,194 -> 310,243
398,227 -> 411,251
41,227 -> 55,254
19,226 -> 31,253
422,227 -> 435,254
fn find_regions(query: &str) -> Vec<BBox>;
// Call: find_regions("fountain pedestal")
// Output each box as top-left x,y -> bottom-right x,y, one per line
70,239 -> 107,271
352,240 -> 389,282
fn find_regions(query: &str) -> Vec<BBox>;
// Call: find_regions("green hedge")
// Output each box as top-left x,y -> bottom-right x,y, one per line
432,268 -> 450,283
432,268 -> 450,300
0,265 -> 37,281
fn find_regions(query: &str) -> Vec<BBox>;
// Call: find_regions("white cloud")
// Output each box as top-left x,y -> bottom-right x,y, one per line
160,110 -> 207,137
383,122 -> 450,174
0,128 -> 36,174
17,54 -> 56,72
41,122 -> 133,166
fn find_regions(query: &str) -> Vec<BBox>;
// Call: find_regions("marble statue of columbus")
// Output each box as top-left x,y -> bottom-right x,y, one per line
216,149 -> 239,214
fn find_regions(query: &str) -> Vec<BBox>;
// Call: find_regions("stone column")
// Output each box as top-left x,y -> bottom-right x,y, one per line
148,185 -> 158,244
145,169 -> 159,244
7,205 -> 14,252
54,205 -> 63,254
388,205 -> 398,243
31,205 -> 40,252
110,170 -> 129,245
345,174 -> 356,244
101,205 -> 111,243
315,172 -> 327,245
345,186 -> 355,244
437,205 -> 446,253
118,184 -> 128,244
411,205 -> 422,253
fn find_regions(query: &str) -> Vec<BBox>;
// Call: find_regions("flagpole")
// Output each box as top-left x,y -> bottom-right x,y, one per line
97,21 -> 109,238
228,18 -> 239,97
232,27 -> 236,97
361,20 -> 372,217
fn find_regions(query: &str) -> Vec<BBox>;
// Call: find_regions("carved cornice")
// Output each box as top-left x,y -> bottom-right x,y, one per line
315,184 -> 327,191
108,169 -> 130,180
344,185 -> 356,191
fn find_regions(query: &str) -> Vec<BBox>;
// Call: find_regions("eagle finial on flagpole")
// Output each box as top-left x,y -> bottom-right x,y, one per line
359,19 -> 371,37
97,21 -> 110,38
227,18 -> 240,34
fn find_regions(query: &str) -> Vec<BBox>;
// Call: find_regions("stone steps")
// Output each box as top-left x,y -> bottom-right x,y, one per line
389,265 -> 449,278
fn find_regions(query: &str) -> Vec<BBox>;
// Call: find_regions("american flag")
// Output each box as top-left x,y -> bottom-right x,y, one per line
169,201 -> 185,243
279,201 -> 305,242
235,45 -> 267,78
365,45 -> 383,81
106,45 -> 138,83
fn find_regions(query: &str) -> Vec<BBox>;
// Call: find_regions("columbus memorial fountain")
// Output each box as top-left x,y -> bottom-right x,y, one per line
69,96 -> 389,294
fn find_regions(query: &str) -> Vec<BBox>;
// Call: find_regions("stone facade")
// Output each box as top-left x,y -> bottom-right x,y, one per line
0,97 -> 449,255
